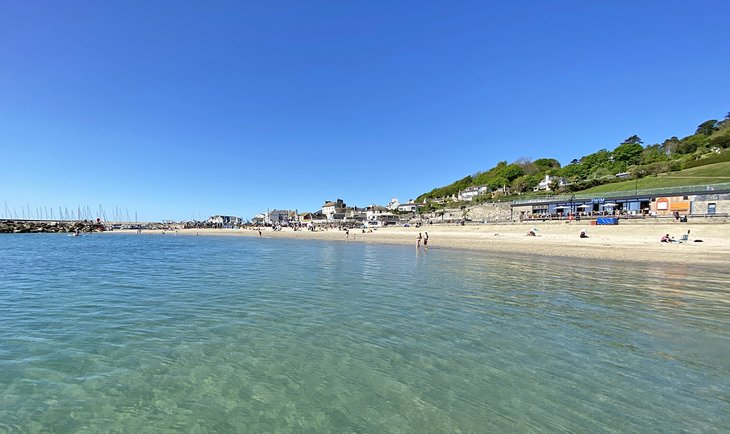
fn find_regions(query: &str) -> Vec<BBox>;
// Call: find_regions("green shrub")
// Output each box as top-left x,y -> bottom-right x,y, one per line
681,150 -> 730,169
709,134 -> 730,149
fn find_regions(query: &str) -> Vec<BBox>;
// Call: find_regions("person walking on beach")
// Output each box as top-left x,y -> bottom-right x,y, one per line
423,232 -> 429,248
346,229 -> 349,240
417,232 -> 422,248
258,229 -> 262,237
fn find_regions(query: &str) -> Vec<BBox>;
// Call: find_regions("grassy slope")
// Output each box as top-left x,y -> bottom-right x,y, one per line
578,162 -> 730,194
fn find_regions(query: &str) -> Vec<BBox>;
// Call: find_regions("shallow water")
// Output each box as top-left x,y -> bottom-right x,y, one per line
1,234 -> 728,432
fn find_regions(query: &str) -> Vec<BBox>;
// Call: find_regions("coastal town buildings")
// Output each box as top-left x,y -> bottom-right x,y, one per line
345,207 -> 367,222
245,182 -> 728,228
458,186 -> 489,202
267,209 -> 296,226
296,212 -> 318,224
322,199 -> 347,221
206,215 -> 242,228
365,205 -> 398,227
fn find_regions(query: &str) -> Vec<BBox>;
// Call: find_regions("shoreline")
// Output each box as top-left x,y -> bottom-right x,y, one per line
106,222 -> 730,267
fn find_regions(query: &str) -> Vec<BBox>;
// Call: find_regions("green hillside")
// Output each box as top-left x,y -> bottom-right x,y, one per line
417,112 -> 730,203
578,162 -> 730,194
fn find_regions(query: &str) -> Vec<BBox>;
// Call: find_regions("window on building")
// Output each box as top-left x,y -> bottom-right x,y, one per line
708,203 -> 716,215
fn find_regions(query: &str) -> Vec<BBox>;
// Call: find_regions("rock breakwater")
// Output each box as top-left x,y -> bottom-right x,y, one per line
0,220 -> 105,234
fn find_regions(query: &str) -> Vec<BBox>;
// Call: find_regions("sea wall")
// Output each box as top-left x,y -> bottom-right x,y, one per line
421,202 -> 515,223
467,202 -> 514,222
0,220 -> 104,233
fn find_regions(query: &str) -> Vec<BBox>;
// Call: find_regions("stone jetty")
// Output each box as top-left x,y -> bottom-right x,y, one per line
0,220 -> 105,234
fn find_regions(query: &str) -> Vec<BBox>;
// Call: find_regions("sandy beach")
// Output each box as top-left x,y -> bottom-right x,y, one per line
116,221 -> 730,267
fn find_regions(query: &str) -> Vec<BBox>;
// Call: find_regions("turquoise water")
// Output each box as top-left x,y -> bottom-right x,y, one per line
1,234 -> 728,432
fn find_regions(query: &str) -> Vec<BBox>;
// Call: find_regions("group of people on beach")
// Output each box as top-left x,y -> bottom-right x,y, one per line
417,232 -> 429,248
661,230 -> 694,243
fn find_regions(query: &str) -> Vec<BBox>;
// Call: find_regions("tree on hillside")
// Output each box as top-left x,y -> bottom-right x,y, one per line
580,149 -> 612,170
510,176 -> 530,193
623,135 -> 643,145
514,157 -> 532,167
676,134 -> 707,154
661,136 -> 680,156
612,142 -> 643,167
514,157 -> 539,175
533,158 -> 561,171
494,163 -> 524,183
641,144 -> 666,164
560,162 -> 585,182
710,134 -> 730,149
696,120 -> 718,136
488,177 -> 509,191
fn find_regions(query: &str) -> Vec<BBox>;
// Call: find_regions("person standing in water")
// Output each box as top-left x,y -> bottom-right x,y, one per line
423,232 -> 429,248
417,232 -> 422,248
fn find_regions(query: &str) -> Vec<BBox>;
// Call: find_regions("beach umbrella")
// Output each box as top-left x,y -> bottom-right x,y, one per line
601,203 -> 618,207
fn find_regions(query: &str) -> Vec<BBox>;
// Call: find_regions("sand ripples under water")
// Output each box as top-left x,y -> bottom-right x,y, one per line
1,234 -> 728,432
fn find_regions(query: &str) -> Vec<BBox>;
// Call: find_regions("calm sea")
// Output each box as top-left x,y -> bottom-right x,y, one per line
1,234 -> 728,432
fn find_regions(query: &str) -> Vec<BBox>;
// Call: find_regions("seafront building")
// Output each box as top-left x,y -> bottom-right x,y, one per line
266,209 -> 297,226
365,205 -> 399,227
321,199 -> 347,221
206,215 -> 243,228
511,184 -> 730,221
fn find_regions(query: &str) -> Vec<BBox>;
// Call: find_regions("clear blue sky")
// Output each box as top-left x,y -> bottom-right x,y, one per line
2,1 -> 729,221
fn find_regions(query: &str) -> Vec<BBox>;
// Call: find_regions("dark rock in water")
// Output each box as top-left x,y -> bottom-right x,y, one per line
0,220 -> 106,233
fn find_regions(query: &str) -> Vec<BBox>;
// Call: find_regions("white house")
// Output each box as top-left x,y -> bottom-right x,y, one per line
267,209 -> 295,226
365,205 -> 399,226
533,175 -> 568,192
386,198 -> 400,210
322,199 -> 347,221
397,201 -> 424,213
458,185 -> 489,202
207,215 -> 242,227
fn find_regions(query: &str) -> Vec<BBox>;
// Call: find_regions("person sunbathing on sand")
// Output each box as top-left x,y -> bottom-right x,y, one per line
660,234 -> 675,243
